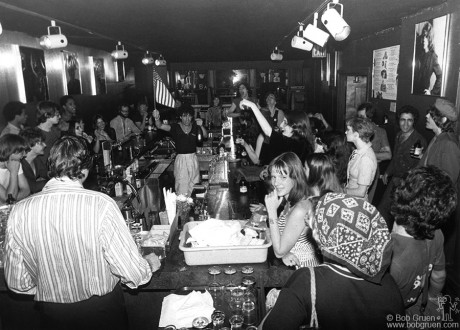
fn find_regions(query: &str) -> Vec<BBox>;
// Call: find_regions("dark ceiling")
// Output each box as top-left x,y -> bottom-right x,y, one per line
0,0 -> 445,63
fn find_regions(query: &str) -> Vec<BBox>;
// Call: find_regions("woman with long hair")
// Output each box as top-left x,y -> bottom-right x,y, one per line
304,153 -> 342,197
413,21 -> 442,95
238,99 -> 314,165
67,118 -> 94,152
206,96 -> 223,128
265,152 -> 320,268
261,192 -> 404,329
92,114 -> 115,154
318,130 -> 353,187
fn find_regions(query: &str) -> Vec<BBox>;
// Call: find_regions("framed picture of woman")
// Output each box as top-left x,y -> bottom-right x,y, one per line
19,46 -> 49,102
64,52 -> 81,95
411,15 -> 449,96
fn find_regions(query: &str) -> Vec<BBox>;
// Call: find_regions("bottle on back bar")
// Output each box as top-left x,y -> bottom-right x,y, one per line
239,177 -> 248,194
196,126 -> 203,148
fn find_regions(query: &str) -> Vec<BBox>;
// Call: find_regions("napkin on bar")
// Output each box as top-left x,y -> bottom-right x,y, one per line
163,188 -> 176,225
158,290 -> 215,328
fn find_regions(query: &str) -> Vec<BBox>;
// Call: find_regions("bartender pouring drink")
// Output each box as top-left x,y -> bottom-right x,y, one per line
153,104 -> 207,196
4,136 -> 156,330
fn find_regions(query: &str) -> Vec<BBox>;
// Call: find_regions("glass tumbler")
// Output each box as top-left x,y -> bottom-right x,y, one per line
229,314 -> 244,330
229,287 -> 244,315
211,310 -> 225,329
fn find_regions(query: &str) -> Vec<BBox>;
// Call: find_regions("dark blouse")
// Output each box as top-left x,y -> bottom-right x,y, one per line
261,130 -> 310,164
20,158 -> 48,194
169,123 -> 199,154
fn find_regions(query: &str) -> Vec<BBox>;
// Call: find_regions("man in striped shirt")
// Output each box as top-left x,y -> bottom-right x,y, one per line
4,136 -> 153,330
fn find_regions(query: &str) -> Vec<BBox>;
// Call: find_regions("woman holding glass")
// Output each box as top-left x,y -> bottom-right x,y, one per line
264,152 -> 320,268
260,192 -> 404,330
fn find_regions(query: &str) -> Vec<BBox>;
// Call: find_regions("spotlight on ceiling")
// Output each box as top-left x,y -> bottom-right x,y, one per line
291,24 -> 313,52
142,51 -> 154,65
39,20 -> 68,50
155,54 -> 166,66
303,13 -> 330,47
270,47 -> 283,61
111,41 -> 128,60
321,0 -> 351,41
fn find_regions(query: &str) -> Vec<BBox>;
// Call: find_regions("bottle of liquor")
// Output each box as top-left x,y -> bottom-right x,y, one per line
413,140 -> 422,157
239,177 -> 248,194
196,126 -> 203,148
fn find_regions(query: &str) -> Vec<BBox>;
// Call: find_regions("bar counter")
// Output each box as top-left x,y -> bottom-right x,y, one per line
0,145 -> 296,330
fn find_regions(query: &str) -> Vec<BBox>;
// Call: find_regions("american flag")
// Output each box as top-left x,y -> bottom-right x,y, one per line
153,68 -> 175,108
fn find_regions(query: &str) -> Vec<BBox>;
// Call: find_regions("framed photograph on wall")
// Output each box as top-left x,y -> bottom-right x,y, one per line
93,58 -> 106,95
372,45 -> 400,100
411,15 -> 450,96
64,52 -> 82,95
19,46 -> 49,102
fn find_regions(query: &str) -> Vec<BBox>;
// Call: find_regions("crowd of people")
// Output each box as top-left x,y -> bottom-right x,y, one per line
0,88 -> 459,329
0,96 -> 155,205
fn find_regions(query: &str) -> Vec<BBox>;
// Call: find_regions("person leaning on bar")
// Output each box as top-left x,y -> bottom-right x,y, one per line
4,136 -> 154,330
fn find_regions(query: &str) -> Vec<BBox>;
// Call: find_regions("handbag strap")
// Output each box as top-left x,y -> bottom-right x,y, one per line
420,240 -> 433,313
308,266 -> 319,329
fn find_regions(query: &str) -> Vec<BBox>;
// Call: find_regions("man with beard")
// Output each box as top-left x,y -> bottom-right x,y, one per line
110,103 -> 140,142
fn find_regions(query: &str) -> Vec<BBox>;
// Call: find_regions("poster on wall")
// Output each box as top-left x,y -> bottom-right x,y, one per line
64,52 -> 82,95
411,15 -> 449,96
19,46 -> 49,102
372,45 -> 399,100
93,58 -> 106,95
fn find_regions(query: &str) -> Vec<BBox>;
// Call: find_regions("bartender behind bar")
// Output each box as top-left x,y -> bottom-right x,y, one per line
4,136 -> 153,330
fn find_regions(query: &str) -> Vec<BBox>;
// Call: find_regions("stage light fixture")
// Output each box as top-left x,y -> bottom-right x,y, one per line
155,54 -> 166,66
142,51 -> 154,65
39,20 -> 68,50
321,0 -> 351,41
291,24 -> 313,51
304,13 -> 330,47
270,47 -> 283,61
111,41 -> 128,60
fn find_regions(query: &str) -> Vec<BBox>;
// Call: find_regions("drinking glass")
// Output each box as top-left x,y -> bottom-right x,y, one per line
224,266 -> 238,290
208,266 -> 223,306
229,287 -> 244,315
211,310 -> 225,329
229,314 -> 244,330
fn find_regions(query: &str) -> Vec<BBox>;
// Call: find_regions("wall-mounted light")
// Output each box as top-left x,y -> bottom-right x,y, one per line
142,51 -> 154,65
155,54 -> 166,66
304,13 -> 330,47
0,21 -> 3,35
291,24 -> 313,51
111,41 -> 128,60
39,20 -> 68,49
270,47 -> 283,61
321,0 -> 351,41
